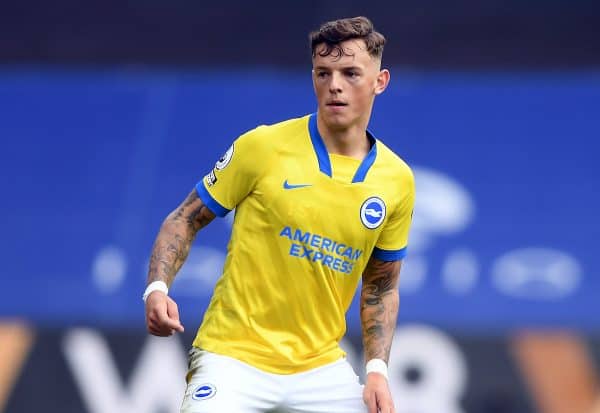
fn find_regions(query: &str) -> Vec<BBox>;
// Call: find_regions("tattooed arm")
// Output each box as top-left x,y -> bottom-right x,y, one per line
361,256 -> 402,413
144,189 -> 216,336
361,256 -> 402,362
147,189 -> 216,286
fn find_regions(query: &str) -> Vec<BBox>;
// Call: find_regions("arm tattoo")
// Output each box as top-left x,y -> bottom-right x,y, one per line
147,189 -> 216,287
360,256 -> 402,363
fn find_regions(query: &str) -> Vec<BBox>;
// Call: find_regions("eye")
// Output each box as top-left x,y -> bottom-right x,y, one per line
316,71 -> 329,78
346,70 -> 359,78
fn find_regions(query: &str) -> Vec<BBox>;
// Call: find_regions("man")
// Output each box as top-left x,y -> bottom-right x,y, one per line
144,16 -> 414,413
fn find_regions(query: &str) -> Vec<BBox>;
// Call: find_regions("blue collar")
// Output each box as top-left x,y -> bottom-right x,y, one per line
308,113 -> 377,183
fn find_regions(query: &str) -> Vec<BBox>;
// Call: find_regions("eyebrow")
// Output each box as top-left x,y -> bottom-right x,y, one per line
313,65 -> 363,71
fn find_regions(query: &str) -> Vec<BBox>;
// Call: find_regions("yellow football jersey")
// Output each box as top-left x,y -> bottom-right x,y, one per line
193,113 -> 414,374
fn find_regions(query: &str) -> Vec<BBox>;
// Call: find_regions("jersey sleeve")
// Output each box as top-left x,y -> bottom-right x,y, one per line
373,169 -> 415,261
195,127 -> 268,217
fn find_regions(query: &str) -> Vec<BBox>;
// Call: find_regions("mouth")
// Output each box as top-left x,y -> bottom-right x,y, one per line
326,101 -> 348,107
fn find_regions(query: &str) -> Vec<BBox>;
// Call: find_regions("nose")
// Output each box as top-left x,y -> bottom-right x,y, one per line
329,72 -> 342,94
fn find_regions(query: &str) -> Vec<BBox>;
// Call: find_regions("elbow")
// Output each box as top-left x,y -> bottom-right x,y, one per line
161,214 -> 191,236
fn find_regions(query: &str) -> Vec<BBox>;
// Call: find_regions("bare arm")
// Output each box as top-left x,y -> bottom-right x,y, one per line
144,189 -> 216,336
146,189 -> 216,287
360,256 -> 402,362
361,256 -> 402,413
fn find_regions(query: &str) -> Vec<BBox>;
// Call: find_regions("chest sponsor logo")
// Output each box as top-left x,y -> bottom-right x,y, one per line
283,179 -> 312,190
279,226 -> 363,274
215,144 -> 234,170
360,197 -> 386,229
192,383 -> 217,401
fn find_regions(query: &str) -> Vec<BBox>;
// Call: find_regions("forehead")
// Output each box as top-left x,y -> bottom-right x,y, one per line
312,39 -> 377,68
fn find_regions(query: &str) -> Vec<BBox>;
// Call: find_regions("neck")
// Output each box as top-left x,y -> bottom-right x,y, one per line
316,113 -> 371,160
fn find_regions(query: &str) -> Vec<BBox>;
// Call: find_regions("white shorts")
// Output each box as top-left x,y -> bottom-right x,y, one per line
180,348 -> 366,413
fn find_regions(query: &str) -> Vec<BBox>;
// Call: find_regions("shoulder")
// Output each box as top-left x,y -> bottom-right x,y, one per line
374,139 -> 414,187
238,115 -> 309,147
226,115 -> 309,175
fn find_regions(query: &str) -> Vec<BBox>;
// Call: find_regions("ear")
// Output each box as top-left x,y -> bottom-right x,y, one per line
374,69 -> 390,95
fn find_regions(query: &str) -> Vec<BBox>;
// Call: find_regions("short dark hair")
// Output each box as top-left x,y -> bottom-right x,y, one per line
309,16 -> 385,60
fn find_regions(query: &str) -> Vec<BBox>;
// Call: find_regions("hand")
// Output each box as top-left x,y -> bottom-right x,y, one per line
363,372 -> 395,413
145,291 -> 185,336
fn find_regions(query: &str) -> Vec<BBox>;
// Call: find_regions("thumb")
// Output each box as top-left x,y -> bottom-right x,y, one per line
165,317 -> 184,333
166,298 -> 184,332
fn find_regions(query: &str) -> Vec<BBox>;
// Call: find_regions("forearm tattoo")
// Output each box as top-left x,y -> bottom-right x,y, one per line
147,190 -> 216,286
360,257 -> 402,363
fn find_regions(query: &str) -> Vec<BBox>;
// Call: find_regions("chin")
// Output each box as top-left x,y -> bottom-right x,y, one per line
322,112 -> 352,130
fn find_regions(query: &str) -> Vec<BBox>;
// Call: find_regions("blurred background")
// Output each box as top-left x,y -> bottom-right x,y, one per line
1,1 -> 599,412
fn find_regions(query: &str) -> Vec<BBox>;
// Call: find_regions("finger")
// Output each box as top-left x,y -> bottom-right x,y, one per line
167,299 -> 185,332
148,314 -> 174,334
378,397 -> 394,413
148,325 -> 167,336
148,319 -> 162,331
147,311 -> 161,325
147,320 -> 168,336
380,404 -> 392,413
363,392 -> 377,413
157,310 -> 183,332
153,310 -> 174,328
156,326 -> 174,336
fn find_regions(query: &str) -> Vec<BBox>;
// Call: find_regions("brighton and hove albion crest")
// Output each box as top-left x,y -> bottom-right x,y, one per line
192,383 -> 217,401
360,197 -> 386,229
215,144 -> 234,170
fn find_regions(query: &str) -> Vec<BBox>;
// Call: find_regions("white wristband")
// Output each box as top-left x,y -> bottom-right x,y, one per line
365,358 -> 389,380
142,281 -> 168,302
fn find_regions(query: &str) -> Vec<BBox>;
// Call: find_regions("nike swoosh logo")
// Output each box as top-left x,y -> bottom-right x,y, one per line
283,180 -> 312,190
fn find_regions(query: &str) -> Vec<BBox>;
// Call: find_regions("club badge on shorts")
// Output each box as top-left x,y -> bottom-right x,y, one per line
360,196 -> 386,229
192,383 -> 217,401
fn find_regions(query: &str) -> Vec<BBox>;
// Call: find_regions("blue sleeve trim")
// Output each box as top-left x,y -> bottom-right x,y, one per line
195,181 -> 231,217
373,246 -> 407,261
